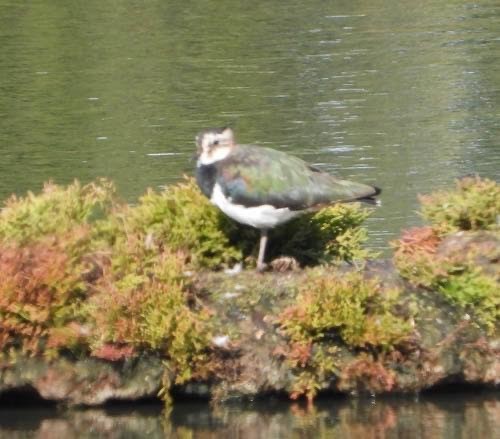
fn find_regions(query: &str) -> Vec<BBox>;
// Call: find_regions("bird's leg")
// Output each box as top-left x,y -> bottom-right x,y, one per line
257,229 -> 269,272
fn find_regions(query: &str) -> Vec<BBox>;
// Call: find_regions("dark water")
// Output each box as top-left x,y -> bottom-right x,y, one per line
0,393 -> 499,438
1,0 -> 499,251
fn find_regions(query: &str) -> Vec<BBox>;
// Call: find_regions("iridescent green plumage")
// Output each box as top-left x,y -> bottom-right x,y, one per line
215,144 -> 379,210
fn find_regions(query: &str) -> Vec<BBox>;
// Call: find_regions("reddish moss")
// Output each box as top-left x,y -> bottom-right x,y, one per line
395,226 -> 442,255
288,342 -> 313,368
92,344 -> 137,361
392,227 -> 448,288
339,355 -> 396,394
0,236 -> 87,355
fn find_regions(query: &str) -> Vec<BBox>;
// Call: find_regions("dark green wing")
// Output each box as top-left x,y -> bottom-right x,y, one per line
216,144 -> 379,210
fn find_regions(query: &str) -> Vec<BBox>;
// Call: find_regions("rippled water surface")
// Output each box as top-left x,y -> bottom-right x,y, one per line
0,393 -> 499,438
1,0 -> 499,250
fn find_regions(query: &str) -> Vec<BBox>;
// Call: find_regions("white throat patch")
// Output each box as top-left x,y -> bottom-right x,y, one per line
197,146 -> 232,165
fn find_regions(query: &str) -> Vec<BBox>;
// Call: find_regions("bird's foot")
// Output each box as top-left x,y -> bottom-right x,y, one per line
270,256 -> 300,273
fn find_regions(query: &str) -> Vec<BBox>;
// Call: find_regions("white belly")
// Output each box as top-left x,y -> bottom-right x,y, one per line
210,183 -> 301,229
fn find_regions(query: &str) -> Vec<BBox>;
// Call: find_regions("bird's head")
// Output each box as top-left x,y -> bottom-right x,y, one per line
195,127 -> 235,165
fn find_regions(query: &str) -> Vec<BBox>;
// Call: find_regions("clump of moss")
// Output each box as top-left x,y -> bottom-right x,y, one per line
393,176 -> 500,333
0,179 -> 115,246
392,227 -> 444,288
338,353 -> 396,394
88,247 -> 212,385
0,234 -> 89,357
0,180 -> 117,357
82,180 -> 218,383
438,270 -> 499,331
279,272 -> 411,349
271,203 -> 374,266
419,176 -> 499,234
285,343 -> 339,402
107,178 -> 242,269
277,271 -> 412,400
0,181 -> 107,358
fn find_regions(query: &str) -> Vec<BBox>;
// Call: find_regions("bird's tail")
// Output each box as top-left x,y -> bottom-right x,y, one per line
358,186 -> 382,205
325,178 -> 381,204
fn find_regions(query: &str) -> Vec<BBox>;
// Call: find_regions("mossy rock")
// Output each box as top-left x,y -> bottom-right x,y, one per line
0,176 -> 498,405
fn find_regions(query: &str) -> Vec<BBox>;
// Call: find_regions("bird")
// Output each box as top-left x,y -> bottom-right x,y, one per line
194,127 -> 380,271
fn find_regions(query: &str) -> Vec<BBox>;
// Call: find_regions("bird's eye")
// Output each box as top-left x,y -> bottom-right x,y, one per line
213,140 -> 219,146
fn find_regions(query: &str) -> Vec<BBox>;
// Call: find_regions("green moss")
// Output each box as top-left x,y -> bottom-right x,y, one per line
86,195 -> 216,384
108,178 -> 242,269
419,176 -> 500,234
288,344 -> 339,402
279,271 -> 411,350
0,179 -> 115,246
277,271 -> 412,401
271,203 -> 374,265
438,270 -> 499,333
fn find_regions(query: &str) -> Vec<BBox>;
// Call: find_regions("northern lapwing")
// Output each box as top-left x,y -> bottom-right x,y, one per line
195,127 -> 380,271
